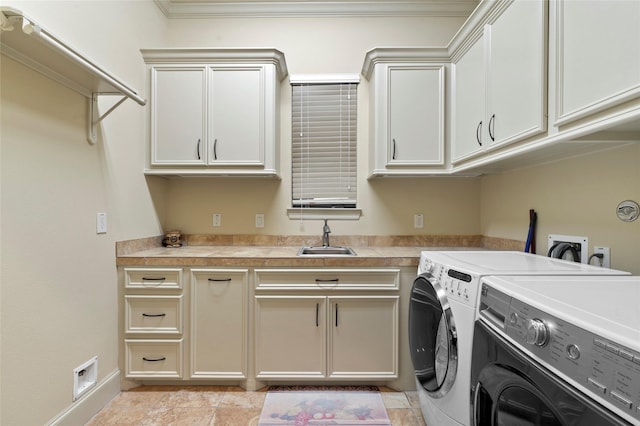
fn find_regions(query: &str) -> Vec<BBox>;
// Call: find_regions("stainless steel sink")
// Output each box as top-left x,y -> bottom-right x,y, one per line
297,246 -> 357,256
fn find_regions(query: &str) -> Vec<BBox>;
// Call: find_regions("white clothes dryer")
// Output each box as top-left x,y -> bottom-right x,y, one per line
409,251 -> 630,426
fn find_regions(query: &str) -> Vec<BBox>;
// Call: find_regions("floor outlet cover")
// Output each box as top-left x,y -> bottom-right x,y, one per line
258,391 -> 391,425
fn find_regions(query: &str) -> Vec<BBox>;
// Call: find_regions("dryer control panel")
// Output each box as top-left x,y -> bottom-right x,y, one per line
480,284 -> 640,425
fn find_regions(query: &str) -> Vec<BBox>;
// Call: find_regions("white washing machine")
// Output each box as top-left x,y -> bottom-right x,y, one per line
408,251 -> 630,426
473,275 -> 640,425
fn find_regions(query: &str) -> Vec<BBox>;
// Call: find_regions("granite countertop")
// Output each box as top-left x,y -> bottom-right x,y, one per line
116,245 -> 434,267
116,234 -> 520,268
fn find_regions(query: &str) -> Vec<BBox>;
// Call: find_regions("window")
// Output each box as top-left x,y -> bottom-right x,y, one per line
291,75 -> 359,212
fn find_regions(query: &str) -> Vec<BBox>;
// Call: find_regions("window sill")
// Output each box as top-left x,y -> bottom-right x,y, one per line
287,208 -> 362,220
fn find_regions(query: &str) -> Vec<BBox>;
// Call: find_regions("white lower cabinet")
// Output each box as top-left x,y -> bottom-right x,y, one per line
125,339 -> 183,379
190,269 -> 248,379
255,296 -> 327,378
123,267 -> 248,381
123,268 -> 185,379
254,269 -> 400,381
328,296 -> 398,379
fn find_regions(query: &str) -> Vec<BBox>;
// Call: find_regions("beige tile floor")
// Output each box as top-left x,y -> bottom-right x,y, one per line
85,386 -> 427,426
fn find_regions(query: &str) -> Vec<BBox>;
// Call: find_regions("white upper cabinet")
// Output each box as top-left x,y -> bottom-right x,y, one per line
209,67 -> 263,165
151,67 -> 207,165
487,0 -> 547,147
452,34 -> 486,162
363,50 -> 447,177
555,0 -> 640,127
452,0 -> 547,163
387,66 -> 445,167
142,49 -> 287,177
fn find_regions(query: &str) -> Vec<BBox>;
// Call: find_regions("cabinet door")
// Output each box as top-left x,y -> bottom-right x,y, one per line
452,35 -> 486,163
328,296 -> 398,379
190,269 -> 247,379
388,66 -> 445,166
151,67 -> 206,165
209,67 -> 263,165
255,296 -> 326,378
556,0 -> 640,125
487,0 -> 546,148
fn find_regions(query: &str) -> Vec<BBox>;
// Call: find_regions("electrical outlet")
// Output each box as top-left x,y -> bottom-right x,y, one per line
414,214 -> 424,229
212,213 -> 221,227
255,214 -> 265,228
594,246 -> 610,268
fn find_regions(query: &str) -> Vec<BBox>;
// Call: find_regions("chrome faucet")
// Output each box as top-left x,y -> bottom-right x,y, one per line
322,219 -> 331,247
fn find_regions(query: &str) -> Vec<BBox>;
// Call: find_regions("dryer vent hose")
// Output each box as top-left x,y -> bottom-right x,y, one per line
547,242 -> 580,262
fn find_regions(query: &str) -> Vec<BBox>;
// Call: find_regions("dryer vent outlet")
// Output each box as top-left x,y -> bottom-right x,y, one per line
547,234 -> 588,263
73,356 -> 98,401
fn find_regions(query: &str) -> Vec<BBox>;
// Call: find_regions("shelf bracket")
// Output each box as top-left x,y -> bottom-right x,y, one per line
1,7 -> 147,146
88,94 -> 128,145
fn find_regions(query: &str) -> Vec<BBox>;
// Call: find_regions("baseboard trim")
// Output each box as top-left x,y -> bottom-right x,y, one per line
48,369 -> 120,426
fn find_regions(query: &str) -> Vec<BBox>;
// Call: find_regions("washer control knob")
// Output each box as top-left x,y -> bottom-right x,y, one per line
567,344 -> 581,360
525,319 -> 550,347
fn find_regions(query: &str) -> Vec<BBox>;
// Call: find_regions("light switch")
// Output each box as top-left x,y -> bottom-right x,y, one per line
96,212 -> 107,234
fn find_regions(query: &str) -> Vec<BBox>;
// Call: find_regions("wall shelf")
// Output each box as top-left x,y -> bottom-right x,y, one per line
0,7 -> 146,144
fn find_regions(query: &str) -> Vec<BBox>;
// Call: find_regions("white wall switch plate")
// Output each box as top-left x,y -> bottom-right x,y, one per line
96,212 -> 107,234
414,213 -> 424,229
213,213 -> 221,227
255,214 -> 265,228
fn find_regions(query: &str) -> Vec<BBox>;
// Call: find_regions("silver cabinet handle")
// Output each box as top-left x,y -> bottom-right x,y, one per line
488,114 -> 495,142
476,121 -> 483,146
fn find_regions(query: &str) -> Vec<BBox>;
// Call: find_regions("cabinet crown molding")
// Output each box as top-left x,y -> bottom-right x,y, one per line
141,48 -> 288,80
361,47 -> 449,79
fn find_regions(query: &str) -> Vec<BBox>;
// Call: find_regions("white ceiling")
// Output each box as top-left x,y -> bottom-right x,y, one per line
153,0 -> 479,18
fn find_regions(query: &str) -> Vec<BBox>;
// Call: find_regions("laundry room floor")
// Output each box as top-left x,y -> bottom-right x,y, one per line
85,385 -> 426,425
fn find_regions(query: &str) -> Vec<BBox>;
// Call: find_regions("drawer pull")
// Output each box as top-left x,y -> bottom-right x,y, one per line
141,277 -> 166,281
208,278 -> 232,282
142,313 -> 166,318
315,278 -> 339,283
335,303 -> 339,327
142,356 -> 166,362
316,303 -> 319,327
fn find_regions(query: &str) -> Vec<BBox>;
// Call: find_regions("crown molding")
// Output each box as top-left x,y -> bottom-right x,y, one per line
154,0 -> 478,18
141,47 -> 288,79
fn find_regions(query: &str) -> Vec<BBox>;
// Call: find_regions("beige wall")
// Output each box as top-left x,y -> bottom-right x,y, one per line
480,144 -> 640,274
0,1 -> 166,424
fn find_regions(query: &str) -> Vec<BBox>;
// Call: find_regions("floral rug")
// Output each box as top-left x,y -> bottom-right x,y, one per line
258,391 -> 391,425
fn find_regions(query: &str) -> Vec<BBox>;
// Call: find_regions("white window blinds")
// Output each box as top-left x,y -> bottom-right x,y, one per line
292,79 -> 358,208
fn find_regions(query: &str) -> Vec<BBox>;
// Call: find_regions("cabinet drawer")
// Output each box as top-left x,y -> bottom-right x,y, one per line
125,268 -> 182,290
125,295 -> 183,335
255,269 -> 399,291
125,339 -> 183,378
